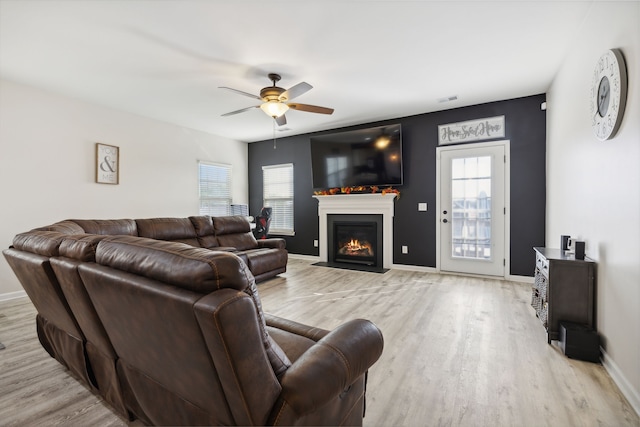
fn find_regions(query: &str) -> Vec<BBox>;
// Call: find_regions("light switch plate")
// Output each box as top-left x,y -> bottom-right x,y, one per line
418,203 -> 427,211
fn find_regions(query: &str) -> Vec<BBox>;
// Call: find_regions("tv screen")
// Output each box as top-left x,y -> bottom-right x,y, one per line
310,124 -> 403,189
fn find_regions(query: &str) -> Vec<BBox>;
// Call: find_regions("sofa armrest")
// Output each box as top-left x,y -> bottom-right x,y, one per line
277,319 -> 383,416
265,313 -> 330,342
257,238 -> 286,249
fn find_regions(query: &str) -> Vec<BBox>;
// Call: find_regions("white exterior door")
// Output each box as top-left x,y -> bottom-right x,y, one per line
437,142 -> 507,277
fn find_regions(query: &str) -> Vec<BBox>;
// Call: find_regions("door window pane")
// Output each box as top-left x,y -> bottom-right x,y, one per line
450,156 -> 492,260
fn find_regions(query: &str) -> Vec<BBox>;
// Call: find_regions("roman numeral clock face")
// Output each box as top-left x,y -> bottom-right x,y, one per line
591,49 -> 628,141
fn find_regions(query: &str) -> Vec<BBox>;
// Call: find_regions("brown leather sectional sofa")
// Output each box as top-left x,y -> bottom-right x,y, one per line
3,216 -> 384,425
33,215 -> 288,282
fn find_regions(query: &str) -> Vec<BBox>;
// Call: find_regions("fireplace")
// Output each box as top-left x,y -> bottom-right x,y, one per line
313,193 -> 397,270
327,214 -> 383,271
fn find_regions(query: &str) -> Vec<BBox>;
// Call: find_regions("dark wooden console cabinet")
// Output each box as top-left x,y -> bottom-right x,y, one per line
531,247 -> 596,344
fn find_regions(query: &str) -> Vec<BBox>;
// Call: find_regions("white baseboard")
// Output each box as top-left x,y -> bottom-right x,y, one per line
287,254 -> 533,281
391,263 -> 437,273
507,274 -> 535,284
288,253 -> 320,262
0,290 -> 27,302
601,347 -> 640,417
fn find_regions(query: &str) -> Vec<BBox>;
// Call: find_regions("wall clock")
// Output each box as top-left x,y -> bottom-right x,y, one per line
591,49 -> 628,141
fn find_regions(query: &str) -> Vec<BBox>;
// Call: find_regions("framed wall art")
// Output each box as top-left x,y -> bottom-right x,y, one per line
95,143 -> 119,184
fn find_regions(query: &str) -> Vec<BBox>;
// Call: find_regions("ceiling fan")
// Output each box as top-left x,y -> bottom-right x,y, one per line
219,73 -> 334,126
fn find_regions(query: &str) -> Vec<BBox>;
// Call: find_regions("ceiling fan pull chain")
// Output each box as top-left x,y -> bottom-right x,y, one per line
273,119 -> 277,149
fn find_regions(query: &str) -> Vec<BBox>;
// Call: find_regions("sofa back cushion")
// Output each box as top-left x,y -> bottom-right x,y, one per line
189,216 -> 219,249
34,220 -> 85,234
79,261 -> 235,425
58,234 -> 106,262
12,230 -> 66,257
94,236 -> 252,293
71,219 -> 138,236
136,217 -> 200,247
94,236 -> 290,371
213,216 -> 258,251
3,243 -> 79,338
80,236 -> 289,424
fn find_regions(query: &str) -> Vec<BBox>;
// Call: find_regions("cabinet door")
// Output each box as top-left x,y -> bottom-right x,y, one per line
548,262 -> 593,335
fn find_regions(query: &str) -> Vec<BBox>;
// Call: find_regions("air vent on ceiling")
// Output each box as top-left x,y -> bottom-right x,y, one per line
437,95 -> 458,103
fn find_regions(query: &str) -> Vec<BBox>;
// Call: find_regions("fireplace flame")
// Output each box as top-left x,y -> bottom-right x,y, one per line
339,239 -> 373,257
348,239 -> 363,250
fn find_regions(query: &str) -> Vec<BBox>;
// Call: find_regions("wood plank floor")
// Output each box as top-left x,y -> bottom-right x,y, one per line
1,258 -> 638,426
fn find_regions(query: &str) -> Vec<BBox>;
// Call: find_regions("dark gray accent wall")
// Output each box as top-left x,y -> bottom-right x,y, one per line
248,94 -> 546,276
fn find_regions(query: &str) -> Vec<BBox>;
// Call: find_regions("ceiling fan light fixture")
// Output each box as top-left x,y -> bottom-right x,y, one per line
260,101 -> 289,118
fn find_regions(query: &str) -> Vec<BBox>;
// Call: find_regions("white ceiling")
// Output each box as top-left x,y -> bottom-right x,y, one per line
0,0 -> 594,142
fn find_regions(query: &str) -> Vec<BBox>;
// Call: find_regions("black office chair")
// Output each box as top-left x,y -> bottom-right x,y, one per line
253,207 -> 272,240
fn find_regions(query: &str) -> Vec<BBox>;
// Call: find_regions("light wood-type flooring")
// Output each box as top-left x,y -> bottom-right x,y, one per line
1,258 -> 638,426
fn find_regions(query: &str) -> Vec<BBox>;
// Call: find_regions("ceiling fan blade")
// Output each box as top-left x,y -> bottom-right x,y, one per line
221,105 -> 260,116
219,86 -> 262,101
288,103 -> 334,115
279,82 -> 312,102
275,114 -> 287,126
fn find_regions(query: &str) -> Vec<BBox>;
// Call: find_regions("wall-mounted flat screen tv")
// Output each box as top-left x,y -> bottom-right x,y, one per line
310,124 -> 403,189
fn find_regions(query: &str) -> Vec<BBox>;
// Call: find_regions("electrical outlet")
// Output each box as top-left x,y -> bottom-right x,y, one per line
418,202 -> 428,211
313,240 -> 319,247
402,245 -> 408,254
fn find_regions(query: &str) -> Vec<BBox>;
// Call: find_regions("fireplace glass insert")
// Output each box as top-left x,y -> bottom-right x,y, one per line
333,221 -> 377,266
323,214 -> 385,272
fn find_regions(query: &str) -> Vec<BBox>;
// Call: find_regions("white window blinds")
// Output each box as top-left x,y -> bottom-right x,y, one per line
199,161 -> 232,216
263,163 -> 294,235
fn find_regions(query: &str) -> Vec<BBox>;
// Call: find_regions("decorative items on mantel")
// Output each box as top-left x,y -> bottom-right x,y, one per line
314,185 -> 400,198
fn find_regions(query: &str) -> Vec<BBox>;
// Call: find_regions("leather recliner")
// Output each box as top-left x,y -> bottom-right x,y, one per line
81,236 -> 384,425
4,231 -> 384,425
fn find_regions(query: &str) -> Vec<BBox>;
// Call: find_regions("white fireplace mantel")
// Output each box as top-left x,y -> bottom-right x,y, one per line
313,193 -> 397,268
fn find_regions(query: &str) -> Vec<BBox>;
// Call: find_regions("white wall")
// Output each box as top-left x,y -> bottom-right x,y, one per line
0,78 -> 248,296
546,1 -> 639,412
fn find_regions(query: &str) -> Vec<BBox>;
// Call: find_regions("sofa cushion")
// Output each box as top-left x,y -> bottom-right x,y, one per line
136,218 -> 200,247
240,248 -> 288,277
189,216 -> 219,249
95,236 -> 254,294
212,215 -> 251,235
34,220 -> 85,234
217,233 -> 259,251
214,216 -> 258,251
267,327 -> 317,363
12,231 -> 66,257
59,235 -> 107,262
71,219 -> 138,236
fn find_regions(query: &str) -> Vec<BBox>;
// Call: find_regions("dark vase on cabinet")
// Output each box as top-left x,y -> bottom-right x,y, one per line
531,247 -> 596,344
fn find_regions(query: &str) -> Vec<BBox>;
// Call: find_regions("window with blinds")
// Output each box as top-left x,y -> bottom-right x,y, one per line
263,163 -> 294,235
198,161 -> 232,216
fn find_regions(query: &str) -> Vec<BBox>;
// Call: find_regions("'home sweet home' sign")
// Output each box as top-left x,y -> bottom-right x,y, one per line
438,116 -> 505,145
